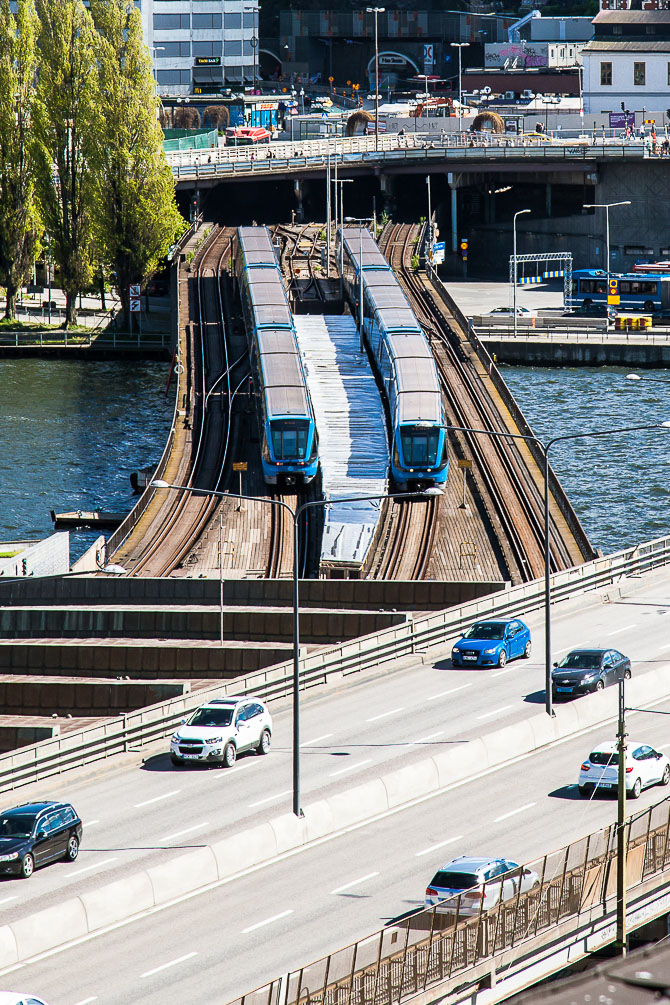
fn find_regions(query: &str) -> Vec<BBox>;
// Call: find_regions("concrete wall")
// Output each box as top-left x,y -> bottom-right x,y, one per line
0,534 -> 70,580
0,678 -> 189,716
482,339 -> 670,368
0,724 -> 59,754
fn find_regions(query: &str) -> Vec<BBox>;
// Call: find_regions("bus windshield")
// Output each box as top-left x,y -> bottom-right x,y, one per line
271,420 -> 309,460
400,427 -> 440,466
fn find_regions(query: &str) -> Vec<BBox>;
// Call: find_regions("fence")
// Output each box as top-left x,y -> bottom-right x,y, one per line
1,532 -> 670,794
474,324 -> 670,343
227,797 -> 670,1005
0,329 -> 170,350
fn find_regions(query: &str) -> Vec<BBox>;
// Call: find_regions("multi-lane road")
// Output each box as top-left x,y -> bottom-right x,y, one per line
2,568 -> 670,1003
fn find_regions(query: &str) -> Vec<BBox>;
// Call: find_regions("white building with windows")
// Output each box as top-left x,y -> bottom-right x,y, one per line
140,0 -> 259,95
582,9 -> 670,112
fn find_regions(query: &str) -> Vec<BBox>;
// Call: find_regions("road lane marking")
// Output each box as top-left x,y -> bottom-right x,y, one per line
72,998 -> 98,1004
300,733 -> 333,747
329,758 -> 372,777
490,666 -> 515,678
66,857 -> 117,878
494,802 -> 536,823
331,872 -> 380,895
241,910 -> 293,934
84,820 -> 100,828
608,624 -> 636,635
161,822 -> 209,842
477,705 -> 512,720
415,835 -> 463,857
427,684 -> 473,700
134,790 -> 180,808
249,789 -> 291,808
366,707 -> 404,722
0,896 -> 17,906
411,731 -> 444,745
141,952 -> 197,978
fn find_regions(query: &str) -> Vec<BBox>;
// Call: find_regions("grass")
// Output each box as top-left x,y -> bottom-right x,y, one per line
0,550 -> 21,559
0,318 -> 90,333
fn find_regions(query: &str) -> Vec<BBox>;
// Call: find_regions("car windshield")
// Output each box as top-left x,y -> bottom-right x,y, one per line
431,871 -> 479,890
464,622 -> 505,641
590,751 -> 619,766
558,652 -> 602,670
0,813 -> 36,837
188,707 -> 234,728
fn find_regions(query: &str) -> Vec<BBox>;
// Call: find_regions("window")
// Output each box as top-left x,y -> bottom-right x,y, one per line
634,62 -> 646,86
600,62 -> 612,86
225,12 -> 241,28
226,39 -> 242,55
193,40 -> 222,56
193,12 -> 222,28
153,13 -> 189,29
155,41 -> 190,57
633,746 -> 655,761
157,69 -> 192,84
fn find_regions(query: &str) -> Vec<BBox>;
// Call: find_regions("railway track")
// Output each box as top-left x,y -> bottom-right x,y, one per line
380,222 -> 578,583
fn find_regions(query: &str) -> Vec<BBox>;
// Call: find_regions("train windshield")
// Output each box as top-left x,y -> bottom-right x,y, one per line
400,427 -> 440,466
271,419 -> 309,460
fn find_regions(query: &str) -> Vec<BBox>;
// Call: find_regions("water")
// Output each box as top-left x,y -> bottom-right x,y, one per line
502,366 -> 670,555
0,358 -> 173,562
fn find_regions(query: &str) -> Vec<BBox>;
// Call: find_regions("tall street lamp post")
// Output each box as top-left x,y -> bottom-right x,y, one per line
443,421 -> 670,718
450,42 -> 469,121
337,177 -> 353,297
151,480 -> 436,817
366,6 -> 385,152
513,208 -> 530,339
583,200 -> 631,287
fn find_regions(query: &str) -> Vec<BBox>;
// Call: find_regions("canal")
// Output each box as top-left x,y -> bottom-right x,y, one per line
0,360 -> 667,564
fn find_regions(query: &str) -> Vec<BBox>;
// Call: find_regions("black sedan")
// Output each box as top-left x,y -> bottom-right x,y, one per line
0,800 -> 82,878
551,648 -> 631,700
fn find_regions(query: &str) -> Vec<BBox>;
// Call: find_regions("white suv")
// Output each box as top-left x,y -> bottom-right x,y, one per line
170,697 -> 272,768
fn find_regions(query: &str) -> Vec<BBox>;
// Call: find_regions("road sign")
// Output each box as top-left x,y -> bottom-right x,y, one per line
423,43 -> 434,69
129,297 -> 141,313
233,462 -> 248,472
129,284 -> 140,298
457,459 -> 472,469
608,295 -> 620,305
432,241 -> 445,265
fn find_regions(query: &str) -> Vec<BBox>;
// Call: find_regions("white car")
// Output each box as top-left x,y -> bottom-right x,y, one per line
170,697 -> 272,768
425,856 -> 540,916
488,306 -> 536,318
578,741 -> 670,799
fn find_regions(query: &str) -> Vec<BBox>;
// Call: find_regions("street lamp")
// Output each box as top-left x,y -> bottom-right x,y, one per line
366,6 -> 385,151
245,4 -> 260,122
299,87 -> 305,115
152,480 -> 437,817
583,200 -> 631,287
450,43 -> 469,121
149,45 -> 165,96
337,177 -> 353,297
442,421 -> 670,718
513,208 -> 531,339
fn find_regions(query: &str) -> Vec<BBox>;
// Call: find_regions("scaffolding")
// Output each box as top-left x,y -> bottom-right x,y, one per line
509,252 -> 573,308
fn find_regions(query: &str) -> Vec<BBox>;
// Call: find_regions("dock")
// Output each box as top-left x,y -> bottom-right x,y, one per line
51,510 -> 126,530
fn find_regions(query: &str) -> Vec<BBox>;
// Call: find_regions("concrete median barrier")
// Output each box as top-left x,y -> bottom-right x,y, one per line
4,664 -> 670,969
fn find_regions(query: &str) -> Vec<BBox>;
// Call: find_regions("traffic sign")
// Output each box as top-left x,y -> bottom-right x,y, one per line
129,297 -> 141,313
608,295 -> 620,305
432,241 -> 445,265
233,462 -> 248,472
457,459 -> 472,469
460,240 -> 468,250
129,283 -> 140,298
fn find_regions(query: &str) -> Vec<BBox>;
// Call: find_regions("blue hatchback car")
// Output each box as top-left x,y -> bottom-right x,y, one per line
451,618 -> 532,668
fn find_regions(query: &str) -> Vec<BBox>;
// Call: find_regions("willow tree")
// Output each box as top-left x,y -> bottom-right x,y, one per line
33,0 -> 98,326
0,0 -> 41,320
89,0 -> 185,329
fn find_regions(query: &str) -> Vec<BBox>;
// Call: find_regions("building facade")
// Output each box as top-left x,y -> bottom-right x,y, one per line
582,9 -> 670,112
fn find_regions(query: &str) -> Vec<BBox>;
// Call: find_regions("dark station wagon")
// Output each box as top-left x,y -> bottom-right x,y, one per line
0,801 -> 83,879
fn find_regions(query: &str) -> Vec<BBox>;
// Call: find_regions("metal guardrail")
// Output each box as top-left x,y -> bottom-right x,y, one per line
0,330 -> 170,349
1,533 -> 670,794
227,797 -> 670,1005
475,325 -> 670,343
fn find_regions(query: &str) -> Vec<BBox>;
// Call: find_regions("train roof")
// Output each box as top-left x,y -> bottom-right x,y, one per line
386,332 -> 434,360
243,249 -> 278,267
396,389 -> 443,425
367,287 -> 412,311
262,352 -> 310,418
257,329 -> 297,354
395,357 -> 441,395
375,306 -> 423,333
362,271 -> 400,289
238,226 -> 275,252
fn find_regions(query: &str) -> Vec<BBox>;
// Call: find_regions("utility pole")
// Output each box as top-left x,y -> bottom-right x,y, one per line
326,152 -> 331,277
616,672 -> 628,955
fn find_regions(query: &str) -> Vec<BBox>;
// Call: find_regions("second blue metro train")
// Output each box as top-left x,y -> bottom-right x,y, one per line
340,227 -> 448,489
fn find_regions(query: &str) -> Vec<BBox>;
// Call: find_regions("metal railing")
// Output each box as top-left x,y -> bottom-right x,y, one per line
227,797 -> 670,1005
475,324 -> 670,343
1,533 -> 670,794
0,329 -> 170,349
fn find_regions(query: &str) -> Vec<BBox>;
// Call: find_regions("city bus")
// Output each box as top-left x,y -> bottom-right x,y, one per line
571,270 -> 670,312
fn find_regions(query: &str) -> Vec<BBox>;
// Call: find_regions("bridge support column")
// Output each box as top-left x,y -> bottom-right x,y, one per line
294,179 -> 304,222
545,182 -> 552,218
379,174 -> 396,215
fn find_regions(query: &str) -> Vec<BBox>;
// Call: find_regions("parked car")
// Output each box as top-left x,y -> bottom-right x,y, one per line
0,801 -> 82,879
170,696 -> 272,768
551,648 -> 631,699
578,741 -> 670,799
564,304 -> 608,318
488,306 -> 536,318
425,856 -> 540,916
0,995 -> 50,1004
451,618 -> 531,668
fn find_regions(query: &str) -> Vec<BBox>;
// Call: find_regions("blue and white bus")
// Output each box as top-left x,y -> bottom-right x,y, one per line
571,270 -> 670,312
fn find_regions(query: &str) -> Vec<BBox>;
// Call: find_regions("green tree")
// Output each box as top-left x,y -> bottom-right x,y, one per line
89,0 -> 185,329
33,0 -> 98,326
0,0 -> 41,320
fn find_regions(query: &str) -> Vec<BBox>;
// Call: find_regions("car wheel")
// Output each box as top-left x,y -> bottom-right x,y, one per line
624,668 -> 631,679
662,765 -> 670,786
223,742 -> 237,768
258,729 -> 271,756
170,754 -> 183,767
644,300 -> 655,313
523,641 -> 532,659
66,835 -> 79,862
583,298 -> 593,308
451,658 -> 459,667
20,853 -> 34,879
497,649 -> 507,668
630,777 -> 642,799
596,679 -> 605,691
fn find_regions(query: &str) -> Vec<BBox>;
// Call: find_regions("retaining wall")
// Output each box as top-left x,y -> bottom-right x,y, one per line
0,678 -> 189,716
482,339 -> 670,368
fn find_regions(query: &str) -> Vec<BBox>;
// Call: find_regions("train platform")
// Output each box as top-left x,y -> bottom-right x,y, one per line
293,315 -> 389,573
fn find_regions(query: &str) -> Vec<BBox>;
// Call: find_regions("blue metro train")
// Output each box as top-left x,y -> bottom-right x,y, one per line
340,228 -> 448,489
234,226 -> 319,486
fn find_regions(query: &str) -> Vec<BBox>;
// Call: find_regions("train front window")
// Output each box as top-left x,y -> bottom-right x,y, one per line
271,420 -> 309,460
401,427 -> 440,466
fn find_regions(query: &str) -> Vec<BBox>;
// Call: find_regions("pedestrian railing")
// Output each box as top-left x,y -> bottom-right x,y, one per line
1,532 -> 670,794
226,797 -> 670,1005
0,329 -> 170,349
475,324 -> 670,342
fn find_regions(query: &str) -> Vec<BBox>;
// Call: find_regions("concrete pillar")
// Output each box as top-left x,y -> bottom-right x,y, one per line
379,174 -> 396,215
294,178 -> 304,222
545,182 -> 552,218
450,184 -> 458,254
